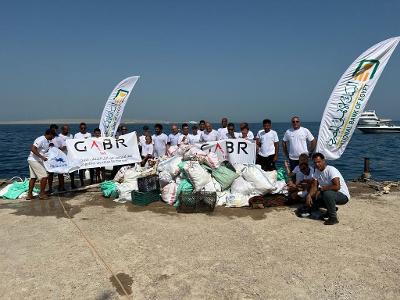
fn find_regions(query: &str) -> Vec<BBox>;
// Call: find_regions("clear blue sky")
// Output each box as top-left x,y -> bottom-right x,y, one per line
0,0 -> 399,122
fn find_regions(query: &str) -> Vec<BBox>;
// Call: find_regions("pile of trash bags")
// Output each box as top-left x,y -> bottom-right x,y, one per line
0,177 -> 39,200
101,144 -> 288,207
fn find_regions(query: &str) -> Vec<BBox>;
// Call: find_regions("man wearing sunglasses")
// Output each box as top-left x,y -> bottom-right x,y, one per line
283,116 -> 316,171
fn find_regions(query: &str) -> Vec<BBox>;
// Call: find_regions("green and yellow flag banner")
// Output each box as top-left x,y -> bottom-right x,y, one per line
316,37 -> 399,159
99,76 -> 139,137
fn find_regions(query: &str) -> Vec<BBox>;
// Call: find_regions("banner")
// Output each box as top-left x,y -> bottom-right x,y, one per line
44,147 -> 81,174
66,132 -> 142,169
195,139 -> 256,164
99,76 -> 139,137
316,37 -> 399,160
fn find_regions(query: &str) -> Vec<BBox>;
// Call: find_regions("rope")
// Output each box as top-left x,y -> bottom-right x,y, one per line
57,196 -> 131,299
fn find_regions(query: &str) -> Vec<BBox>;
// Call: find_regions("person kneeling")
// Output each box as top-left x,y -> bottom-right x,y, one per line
305,152 -> 350,225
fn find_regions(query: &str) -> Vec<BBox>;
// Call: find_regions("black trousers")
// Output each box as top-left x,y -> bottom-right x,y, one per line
256,154 -> 276,171
313,190 -> 349,218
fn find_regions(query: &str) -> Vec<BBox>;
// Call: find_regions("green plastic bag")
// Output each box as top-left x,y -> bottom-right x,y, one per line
277,167 -> 289,183
174,179 -> 194,208
100,181 -> 118,198
211,165 -> 239,191
2,180 -> 39,200
177,179 -> 193,195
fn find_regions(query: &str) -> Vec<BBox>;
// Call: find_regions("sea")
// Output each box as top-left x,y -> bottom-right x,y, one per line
0,122 -> 399,181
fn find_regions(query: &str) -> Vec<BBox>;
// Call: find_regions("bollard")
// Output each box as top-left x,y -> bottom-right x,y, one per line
362,157 -> 371,180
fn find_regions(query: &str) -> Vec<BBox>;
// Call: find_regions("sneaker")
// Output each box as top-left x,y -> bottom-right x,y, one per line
324,217 -> 339,225
319,207 -> 339,220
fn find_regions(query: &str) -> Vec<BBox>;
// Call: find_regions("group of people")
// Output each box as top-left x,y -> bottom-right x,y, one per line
26,116 -> 349,225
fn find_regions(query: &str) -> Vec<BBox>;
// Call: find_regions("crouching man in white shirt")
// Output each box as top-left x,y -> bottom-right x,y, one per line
306,152 -> 350,225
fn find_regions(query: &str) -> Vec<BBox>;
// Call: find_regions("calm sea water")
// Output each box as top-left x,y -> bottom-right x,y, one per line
0,122 -> 399,181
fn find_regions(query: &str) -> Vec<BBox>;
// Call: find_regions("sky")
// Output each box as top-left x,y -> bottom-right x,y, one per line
0,0 -> 399,123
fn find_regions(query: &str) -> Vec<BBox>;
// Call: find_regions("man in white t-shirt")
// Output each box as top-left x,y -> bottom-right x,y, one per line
217,117 -> 228,138
47,124 -> 67,193
283,116 -> 316,171
152,123 -> 168,158
168,124 -> 181,146
58,124 -> 76,189
239,122 -> 255,141
178,123 -> 190,145
58,124 -> 73,147
200,122 -> 219,142
138,125 -> 150,147
285,153 -> 314,201
189,125 -> 201,144
74,122 -> 94,187
220,123 -> 240,139
27,129 -> 55,200
255,119 -> 279,171
198,120 -> 206,133
306,152 -> 350,225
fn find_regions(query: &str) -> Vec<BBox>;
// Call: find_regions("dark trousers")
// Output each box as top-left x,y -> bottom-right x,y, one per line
313,190 -> 349,218
289,159 -> 299,171
256,154 -> 276,171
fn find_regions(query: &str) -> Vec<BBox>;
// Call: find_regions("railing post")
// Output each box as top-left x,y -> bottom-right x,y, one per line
362,157 -> 371,180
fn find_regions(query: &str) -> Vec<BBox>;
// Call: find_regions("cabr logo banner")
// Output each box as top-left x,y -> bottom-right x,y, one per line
316,37 -> 399,160
99,76 -> 139,137
195,139 -> 256,164
66,132 -> 142,169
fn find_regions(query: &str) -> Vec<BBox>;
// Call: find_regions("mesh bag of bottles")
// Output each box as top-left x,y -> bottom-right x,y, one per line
176,191 -> 217,213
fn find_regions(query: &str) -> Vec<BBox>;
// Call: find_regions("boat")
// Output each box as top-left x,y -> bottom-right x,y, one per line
357,110 -> 400,133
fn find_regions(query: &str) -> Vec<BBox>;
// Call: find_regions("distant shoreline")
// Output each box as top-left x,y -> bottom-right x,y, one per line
0,119 -> 172,125
0,119 -> 325,125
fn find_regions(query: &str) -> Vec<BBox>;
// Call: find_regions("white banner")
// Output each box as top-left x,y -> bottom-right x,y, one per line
316,37 -> 399,160
99,76 -> 139,137
66,132 -> 142,169
44,147 -> 81,174
195,139 -> 256,164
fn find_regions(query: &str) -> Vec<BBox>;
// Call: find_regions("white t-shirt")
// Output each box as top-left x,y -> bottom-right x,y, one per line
51,136 -> 65,149
200,130 -> 219,142
313,165 -> 350,199
74,132 -> 92,139
59,133 -> 73,141
189,133 -> 201,144
239,130 -> 255,140
178,134 -> 190,145
139,135 -> 147,147
168,133 -> 181,146
220,132 -> 240,140
58,133 -> 73,153
217,127 -> 228,138
152,133 -> 168,158
141,143 -> 154,157
283,127 -> 314,160
292,165 -> 314,184
27,136 -> 50,162
256,129 -> 279,157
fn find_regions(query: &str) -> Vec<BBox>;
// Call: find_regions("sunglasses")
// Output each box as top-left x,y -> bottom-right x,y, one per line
292,120 -> 300,123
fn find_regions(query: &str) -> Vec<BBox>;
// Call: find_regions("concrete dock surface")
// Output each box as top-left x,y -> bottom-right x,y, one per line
0,182 -> 399,299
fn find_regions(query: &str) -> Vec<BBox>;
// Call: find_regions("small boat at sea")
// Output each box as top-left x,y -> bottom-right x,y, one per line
357,110 -> 400,133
